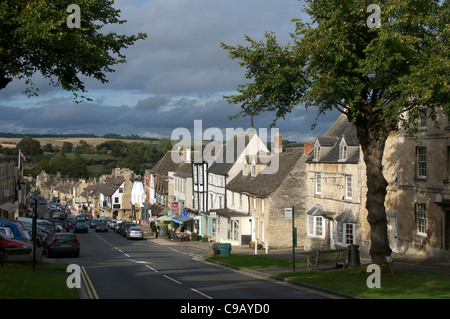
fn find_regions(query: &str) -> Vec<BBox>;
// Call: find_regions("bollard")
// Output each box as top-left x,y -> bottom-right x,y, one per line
348,244 -> 361,267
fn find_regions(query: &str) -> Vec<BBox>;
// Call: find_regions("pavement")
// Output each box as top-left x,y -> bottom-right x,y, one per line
138,224 -> 450,278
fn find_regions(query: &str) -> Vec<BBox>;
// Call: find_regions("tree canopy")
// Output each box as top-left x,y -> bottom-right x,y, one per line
221,0 -> 449,264
0,0 -> 147,100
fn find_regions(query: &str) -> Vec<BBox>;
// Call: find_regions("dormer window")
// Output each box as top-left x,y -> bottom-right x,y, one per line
243,163 -> 248,176
339,138 -> 347,161
314,145 -> 321,161
251,164 -> 256,177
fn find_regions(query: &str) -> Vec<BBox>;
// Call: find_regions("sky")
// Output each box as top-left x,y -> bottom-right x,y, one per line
0,0 -> 341,143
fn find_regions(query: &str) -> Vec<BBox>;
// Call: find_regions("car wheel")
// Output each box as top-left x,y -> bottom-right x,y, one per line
74,252 -> 79,257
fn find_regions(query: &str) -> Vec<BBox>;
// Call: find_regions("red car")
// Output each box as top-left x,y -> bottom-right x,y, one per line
0,233 -> 32,249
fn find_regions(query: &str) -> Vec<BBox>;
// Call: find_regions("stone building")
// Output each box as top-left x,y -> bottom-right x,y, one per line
304,114 -> 370,252
0,154 -> 17,219
226,148 -> 306,248
384,109 -> 450,260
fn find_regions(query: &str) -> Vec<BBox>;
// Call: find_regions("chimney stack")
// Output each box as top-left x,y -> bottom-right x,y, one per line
274,132 -> 283,153
304,142 -> 314,155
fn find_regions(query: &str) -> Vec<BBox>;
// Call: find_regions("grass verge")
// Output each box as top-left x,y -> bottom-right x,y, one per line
0,262 -> 79,299
206,254 -> 450,299
275,267 -> 450,299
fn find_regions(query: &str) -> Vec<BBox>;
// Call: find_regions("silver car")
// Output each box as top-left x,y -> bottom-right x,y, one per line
126,226 -> 144,240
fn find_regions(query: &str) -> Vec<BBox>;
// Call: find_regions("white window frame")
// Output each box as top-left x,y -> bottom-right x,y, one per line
415,202 -> 427,236
243,163 -> 248,176
315,172 -> 322,195
307,215 -> 325,238
314,146 -> 321,161
345,175 -> 352,200
251,164 -> 257,177
336,222 -> 355,246
416,147 -> 427,179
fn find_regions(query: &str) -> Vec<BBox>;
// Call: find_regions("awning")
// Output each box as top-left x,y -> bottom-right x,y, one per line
156,215 -> 172,222
171,214 -> 193,225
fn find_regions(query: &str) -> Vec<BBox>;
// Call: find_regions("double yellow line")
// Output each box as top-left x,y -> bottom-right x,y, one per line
81,266 -> 99,299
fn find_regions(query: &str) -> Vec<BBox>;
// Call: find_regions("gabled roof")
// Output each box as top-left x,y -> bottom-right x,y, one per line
227,149 -> 304,197
208,133 -> 253,176
307,114 -> 360,163
151,151 -> 182,175
99,176 -> 124,196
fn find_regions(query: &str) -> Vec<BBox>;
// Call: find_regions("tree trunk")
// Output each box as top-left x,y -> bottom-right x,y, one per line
355,117 -> 393,265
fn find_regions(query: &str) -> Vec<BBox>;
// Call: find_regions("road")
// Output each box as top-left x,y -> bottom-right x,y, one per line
55,222 -> 334,301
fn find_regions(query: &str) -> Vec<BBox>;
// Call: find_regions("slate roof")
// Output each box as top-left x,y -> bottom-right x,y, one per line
208,133 -> 252,176
227,149 -> 304,197
98,176 -> 124,196
151,151 -> 182,174
307,114 -> 360,163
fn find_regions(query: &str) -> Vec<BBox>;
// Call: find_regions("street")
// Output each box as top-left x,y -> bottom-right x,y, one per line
55,222 -> 333,300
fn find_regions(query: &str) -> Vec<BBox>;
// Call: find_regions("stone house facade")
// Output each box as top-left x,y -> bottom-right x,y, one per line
227,148 -> 306,249
0,154 -> 17,219
384,109 -> 450,260
304,114 -> 370,252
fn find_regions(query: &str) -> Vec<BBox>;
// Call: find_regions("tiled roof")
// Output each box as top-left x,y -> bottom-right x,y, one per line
227,149 -> 304,197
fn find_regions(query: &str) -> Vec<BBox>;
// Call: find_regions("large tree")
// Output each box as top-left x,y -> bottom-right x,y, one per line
221,0 -> 449,264
0,0 -> 146,100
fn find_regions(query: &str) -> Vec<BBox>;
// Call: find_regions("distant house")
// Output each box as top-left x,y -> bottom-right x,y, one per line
131,178 -> 146,221
0,153 -> 17,219
200,127 -> 270,239
98,168 -> 135,220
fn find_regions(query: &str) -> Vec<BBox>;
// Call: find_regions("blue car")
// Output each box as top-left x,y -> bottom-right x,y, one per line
76,215 -> 85,222
74,222 -> 88,233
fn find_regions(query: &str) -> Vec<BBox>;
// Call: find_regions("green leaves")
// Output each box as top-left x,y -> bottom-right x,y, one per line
0,0 -> 147,101
222,0 -> 449,134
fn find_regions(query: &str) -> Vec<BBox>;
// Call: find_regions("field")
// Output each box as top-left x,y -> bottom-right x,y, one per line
0,137 -> 156,149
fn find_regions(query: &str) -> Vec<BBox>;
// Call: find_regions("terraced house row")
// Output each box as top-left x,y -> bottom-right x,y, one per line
28,112 -> 450,262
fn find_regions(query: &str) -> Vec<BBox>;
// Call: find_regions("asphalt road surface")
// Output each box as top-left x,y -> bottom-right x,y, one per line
55,224 -> 334,301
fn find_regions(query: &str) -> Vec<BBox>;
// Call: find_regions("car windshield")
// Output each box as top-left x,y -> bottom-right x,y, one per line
55,234 -> 77,243
129,227 -> 141,231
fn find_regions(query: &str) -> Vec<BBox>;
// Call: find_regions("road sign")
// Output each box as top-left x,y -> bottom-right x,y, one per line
183,209 -> 188,216
284,207 -> 292,219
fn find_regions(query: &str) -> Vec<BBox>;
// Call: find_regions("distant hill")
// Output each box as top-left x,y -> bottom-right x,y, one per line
0,133 -> 160,148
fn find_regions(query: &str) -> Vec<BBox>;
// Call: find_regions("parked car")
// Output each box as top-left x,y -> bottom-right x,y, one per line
65,218 -> 77,230
119,222 -> 137,236
126,226 -> 144,240
44,233 -> 80,258
74,222 -> 89,233
0,226 -> 13,238
95,222 -> 108,232
114,220 -> 123,233
107,219 -> 117,229
90,219 -> 100,228
0,233 -> 32,249
0,220 -> 28,242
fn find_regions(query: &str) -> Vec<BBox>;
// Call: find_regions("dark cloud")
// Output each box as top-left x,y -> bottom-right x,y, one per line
0,1 -> 342,142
